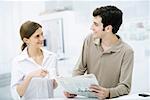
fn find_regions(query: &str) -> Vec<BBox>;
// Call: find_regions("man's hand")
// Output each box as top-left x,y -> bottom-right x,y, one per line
89,84 -> 109,99
64,91 -> 77,98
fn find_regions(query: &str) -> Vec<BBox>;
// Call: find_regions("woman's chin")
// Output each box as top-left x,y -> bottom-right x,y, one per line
92,34 -> 99,39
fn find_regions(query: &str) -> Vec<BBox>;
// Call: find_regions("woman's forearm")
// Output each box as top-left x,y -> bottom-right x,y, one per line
16,75 -> 32,96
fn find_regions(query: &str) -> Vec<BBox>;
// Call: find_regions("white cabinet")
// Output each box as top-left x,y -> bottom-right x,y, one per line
36,11 -> 78,59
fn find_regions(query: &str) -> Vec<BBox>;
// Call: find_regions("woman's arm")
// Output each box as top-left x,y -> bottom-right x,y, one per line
16,75 -> 32,96
16,69 -> 48,96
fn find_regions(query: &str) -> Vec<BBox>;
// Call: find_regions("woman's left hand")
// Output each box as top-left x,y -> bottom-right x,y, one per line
89,84 -> 109,99
52,79 -> 58,89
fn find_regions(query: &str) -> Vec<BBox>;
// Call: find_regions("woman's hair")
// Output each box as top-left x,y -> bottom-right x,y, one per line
20,21 -> 42,51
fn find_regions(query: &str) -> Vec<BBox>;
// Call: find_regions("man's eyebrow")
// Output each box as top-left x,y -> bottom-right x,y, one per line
93,22 -> 98,25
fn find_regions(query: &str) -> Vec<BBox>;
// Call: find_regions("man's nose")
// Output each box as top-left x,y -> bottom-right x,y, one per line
90,25 -> 93,30
90,25 -> 94,31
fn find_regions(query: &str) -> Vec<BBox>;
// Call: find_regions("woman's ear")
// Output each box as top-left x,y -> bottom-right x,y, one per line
23,38 -> 29,44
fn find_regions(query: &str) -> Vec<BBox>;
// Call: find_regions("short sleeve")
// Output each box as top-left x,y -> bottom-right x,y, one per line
11,59 -> 25,100
11,59 -> 25,88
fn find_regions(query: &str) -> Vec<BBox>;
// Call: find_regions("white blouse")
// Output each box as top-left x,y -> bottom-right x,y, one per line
11,47 -> 58,100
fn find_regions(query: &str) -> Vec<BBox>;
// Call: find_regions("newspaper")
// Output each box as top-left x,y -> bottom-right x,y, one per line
57,74 -> 99,98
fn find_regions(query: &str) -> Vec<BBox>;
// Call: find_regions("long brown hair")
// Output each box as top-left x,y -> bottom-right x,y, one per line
20,21 -> 42,51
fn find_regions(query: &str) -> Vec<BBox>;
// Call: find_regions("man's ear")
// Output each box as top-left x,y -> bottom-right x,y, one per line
23,38 -> 29,44
105,25 -> 112,32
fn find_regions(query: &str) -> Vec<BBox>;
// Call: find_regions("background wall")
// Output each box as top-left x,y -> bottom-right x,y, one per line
0,1 -> 45,74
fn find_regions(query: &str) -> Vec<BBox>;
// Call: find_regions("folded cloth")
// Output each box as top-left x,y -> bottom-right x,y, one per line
22,77 -> 53,100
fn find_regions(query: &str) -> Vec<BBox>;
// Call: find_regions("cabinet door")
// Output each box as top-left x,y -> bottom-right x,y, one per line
42,18 -> 65,55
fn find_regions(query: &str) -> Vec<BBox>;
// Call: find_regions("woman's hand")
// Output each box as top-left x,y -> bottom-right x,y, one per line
52,79 -> 58,89
89,84 -> 109,99
16,69 -> 48,97
29,69 -> 49,78
64,91 -> 77,98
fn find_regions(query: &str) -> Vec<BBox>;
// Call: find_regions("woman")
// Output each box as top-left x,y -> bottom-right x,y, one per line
11,21 -> 58,100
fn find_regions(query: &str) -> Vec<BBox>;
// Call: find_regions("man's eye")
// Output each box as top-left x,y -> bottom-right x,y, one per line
93,22 -> 98,26
95,23 -> 98,26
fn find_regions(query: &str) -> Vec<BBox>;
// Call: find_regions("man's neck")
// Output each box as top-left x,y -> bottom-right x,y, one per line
101,34 -> 119,51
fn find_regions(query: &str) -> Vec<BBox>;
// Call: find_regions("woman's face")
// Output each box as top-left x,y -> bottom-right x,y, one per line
25,27 -> 44,49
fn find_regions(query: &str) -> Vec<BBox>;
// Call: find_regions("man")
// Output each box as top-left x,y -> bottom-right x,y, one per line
64,5 -> 134,99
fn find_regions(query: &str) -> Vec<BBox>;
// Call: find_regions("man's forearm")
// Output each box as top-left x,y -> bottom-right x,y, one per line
109,84 -> 130,98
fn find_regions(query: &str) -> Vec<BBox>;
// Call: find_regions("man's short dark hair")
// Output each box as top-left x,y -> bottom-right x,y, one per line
93,5 -> 123,34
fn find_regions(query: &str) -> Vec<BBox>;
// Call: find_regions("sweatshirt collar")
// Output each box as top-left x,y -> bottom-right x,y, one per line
93,35 -> 122,53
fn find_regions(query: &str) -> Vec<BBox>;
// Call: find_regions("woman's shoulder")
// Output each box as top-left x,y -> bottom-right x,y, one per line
13,47 -> 29,62
12,55 -> 25,65
42,48 -> 57,57
13,50 -> 28,62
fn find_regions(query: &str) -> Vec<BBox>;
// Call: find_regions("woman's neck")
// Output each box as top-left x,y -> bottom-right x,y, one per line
27,47 -> 42,57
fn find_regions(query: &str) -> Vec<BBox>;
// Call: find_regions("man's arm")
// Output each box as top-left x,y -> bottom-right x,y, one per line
73,38 -> 89,76
72,55 -> 87,76
89,49 -> 134,99
64,36 -> 89,98
109,49 -> 134,98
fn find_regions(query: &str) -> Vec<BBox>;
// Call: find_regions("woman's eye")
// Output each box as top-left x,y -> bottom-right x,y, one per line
36,35 -> 40,37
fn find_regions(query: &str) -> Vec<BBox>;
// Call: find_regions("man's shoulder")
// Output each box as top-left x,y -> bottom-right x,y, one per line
85,33 -> 93,39
84,33 -> 93,43
121,41 -> 134,53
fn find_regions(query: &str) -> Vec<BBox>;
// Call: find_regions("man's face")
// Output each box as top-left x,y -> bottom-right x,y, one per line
91,16 -> 105,39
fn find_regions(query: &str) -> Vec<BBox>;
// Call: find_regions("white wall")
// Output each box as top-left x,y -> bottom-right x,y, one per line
0,2 -> 16,74
128,40 -> 149,94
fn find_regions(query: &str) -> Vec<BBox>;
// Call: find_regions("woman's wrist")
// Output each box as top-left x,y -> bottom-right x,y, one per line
27,74 -> 33,79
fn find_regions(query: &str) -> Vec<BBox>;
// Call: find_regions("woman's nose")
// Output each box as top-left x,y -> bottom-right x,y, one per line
40,35 -> 44,41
